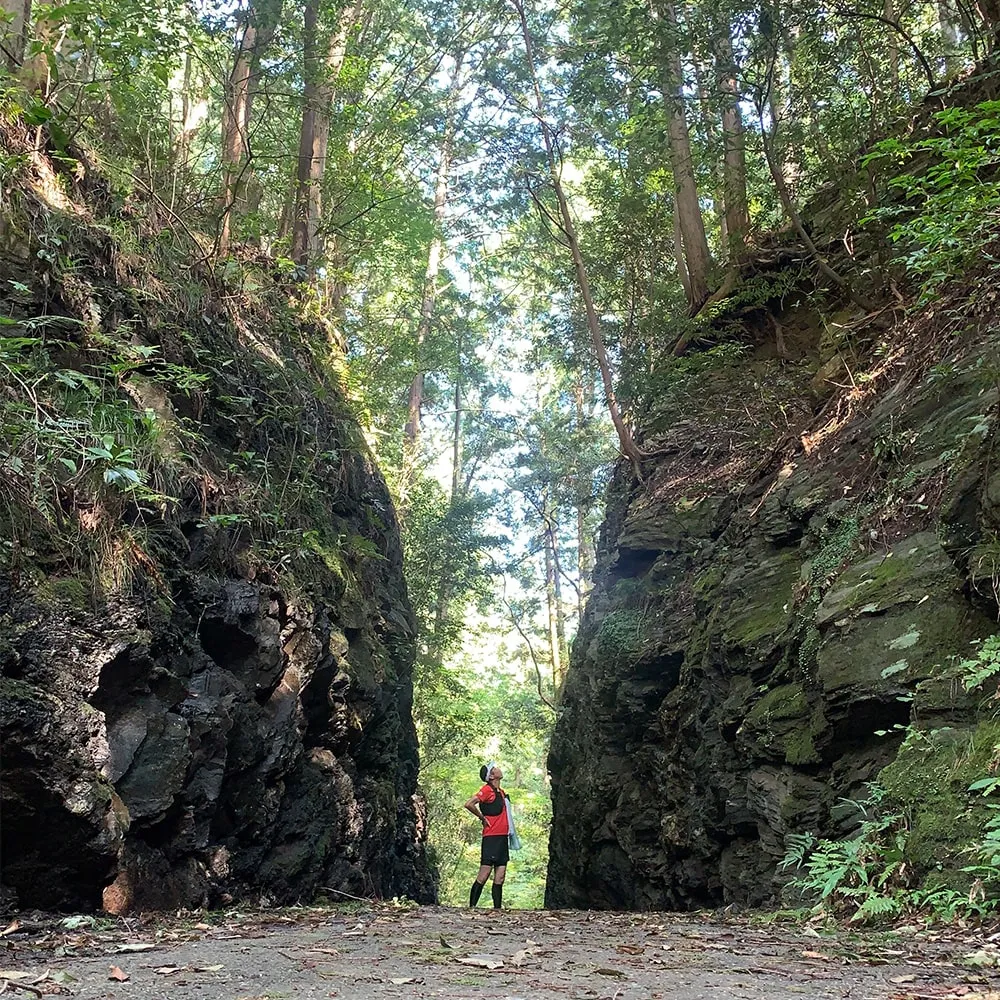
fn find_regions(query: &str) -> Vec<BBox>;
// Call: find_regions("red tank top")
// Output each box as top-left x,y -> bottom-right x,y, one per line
476,784 -> 509,837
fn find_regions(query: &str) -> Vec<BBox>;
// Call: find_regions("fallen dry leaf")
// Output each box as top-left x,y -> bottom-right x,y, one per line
0,923 -> 20,939
801,950 -> 833,961
964,950 -> 1000,968
511,947 -> 541,967
456,956 -> 503,970
116,943 -> 156,953
108,966 -> 129,982
389,977 -> 417,984
617,944 -> 644,955
153,966 -> 183,975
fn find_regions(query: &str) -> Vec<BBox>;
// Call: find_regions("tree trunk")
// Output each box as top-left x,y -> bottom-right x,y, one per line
939,1 -> 963,75
1,0 -> 31,69
575,503 -> 589,627
512,0 -> 645,480
766,24 -> 800,196
290,0 -> 363,266
715,29 -> 749,260
218,0 -> 282,254
19,4 -> 58,96
426,332 -> 465,665
542,491 -> 563,691
402,51 -> 464,456
573,381 -> 593,628
550,519 -> 567,683
672,199 -> 692,300
169,50 -> 196,212
692,57 -> 727,254
884,0 -> 900,90
976,0 -> 1000,31
656,0 -> 711,310
451,336 -> 463,502
758,105 -> 877,312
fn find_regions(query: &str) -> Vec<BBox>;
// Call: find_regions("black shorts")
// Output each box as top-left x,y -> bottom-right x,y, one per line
480,835 -> 509,867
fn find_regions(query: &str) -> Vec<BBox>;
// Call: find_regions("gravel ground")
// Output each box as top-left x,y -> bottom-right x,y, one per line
2,903 -> 999,1000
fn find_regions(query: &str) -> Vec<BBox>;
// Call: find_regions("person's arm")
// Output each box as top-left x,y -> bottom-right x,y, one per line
464,794 -> 487,828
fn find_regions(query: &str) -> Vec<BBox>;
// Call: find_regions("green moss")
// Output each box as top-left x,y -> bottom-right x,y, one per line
718,549 -> 799,654
693,564 -> 723,599
0,676 -> 55,703
611,578 -> 645,600
849,551 -> 909,602
740,682 -> 824,764
798,623 -> 822,668
786,700 -> 828,765
746,683 -> 809,725
594,609 -> 647,661
807,515 -> 861,588
37,575 -> 91,609
297,528 -> 350,597
880,721 -> 1000,888
726,599 -> 794,649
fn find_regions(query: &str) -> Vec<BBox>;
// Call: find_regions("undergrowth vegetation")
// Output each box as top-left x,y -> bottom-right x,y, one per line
0,143 -> 382,606
865,100 -> 1000,303
781,636 -> 1000,925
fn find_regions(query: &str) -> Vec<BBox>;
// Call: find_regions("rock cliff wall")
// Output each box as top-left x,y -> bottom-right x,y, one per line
0,132 -> 436,911
548,304 -> 1000,908
547,139 -> 1000,909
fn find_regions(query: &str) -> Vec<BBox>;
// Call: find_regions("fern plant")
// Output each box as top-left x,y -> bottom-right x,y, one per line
780,788 -> 910,923
962,795 -> 1000,917
958,635 -> 1000,693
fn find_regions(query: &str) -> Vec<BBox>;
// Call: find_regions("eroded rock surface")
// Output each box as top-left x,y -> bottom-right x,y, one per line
1,445 -> 436,911
547,326 -> 1000,910
1,460 -> 435,911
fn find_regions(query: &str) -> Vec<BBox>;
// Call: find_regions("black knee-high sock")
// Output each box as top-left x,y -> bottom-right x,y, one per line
470,880 -> 485,906
492,882 -> 503,909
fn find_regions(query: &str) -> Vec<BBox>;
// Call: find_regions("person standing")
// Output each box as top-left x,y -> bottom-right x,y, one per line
463,762 -> 512,909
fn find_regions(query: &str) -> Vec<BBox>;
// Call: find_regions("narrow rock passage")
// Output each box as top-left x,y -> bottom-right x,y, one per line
3,904 -> 997,1000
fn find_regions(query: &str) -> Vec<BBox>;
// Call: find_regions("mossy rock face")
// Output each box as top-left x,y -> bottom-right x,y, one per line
0,676 -> 60,708
814,532 -> 995,694
880,720 -> 1000,888
36,575 -> 92,609
693,564 -> 724,600
912,669 -> 984,717
816,602 -> 987,694
718,548 -> 800,656
616,494 -> 726,559
547,234 -> 1000,913
755,466 -> 840,544
816,533 -> 958,626
738,683 -> 826,765
905,381 -> 994,467
590,609 -> 649,664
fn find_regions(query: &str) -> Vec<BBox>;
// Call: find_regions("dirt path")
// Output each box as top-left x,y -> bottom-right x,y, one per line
2,903 -> 998,1000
